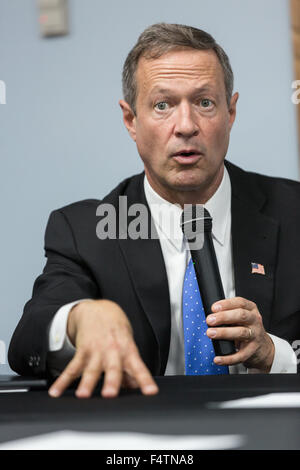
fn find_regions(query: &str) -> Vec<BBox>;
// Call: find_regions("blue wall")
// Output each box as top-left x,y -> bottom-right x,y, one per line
0,0 -> 298,372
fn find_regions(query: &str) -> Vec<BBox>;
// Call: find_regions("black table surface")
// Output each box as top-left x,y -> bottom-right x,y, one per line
0,374 -> 300,450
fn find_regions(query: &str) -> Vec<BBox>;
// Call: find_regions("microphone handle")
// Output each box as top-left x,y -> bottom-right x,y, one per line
190,232 -> 236,356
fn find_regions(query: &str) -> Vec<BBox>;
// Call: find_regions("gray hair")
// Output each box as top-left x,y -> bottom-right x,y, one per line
122,23 -> 234,115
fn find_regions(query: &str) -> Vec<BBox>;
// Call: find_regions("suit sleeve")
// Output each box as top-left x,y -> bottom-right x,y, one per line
8,209 -> 100,378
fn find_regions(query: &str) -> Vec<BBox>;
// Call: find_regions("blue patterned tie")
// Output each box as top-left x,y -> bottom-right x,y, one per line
182,258 -> 229,375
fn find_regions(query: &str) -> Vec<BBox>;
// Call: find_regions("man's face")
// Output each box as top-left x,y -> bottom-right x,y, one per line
120,48 -> 238,203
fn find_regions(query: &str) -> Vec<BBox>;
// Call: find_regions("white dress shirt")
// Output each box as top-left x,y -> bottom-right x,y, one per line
48,167 -> 297,374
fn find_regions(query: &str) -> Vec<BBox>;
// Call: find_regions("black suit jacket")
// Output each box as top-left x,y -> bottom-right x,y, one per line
8,161 -> 300,377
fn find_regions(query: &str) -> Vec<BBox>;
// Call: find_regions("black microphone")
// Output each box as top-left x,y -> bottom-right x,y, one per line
180,205 -> 235,357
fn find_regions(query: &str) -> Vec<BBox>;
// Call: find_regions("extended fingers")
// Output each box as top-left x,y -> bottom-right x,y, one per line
124,347 -> 159,396
49,352 -> 86,397
76,353 -> 104,398
49,342 -> 158,399
48,300 -> 159,399
101,350 -> 123,398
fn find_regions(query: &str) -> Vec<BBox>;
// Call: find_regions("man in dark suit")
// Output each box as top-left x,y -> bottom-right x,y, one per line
8,23 -> 299,399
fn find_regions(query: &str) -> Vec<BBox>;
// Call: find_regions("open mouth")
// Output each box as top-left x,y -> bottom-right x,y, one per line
172,150 -> 201,158
172,151 -> 202,164
177,152 -> 197,157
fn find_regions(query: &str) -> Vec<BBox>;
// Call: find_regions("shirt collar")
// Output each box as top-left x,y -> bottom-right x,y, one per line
144,165 -> 231,251
144,176 -> 184,251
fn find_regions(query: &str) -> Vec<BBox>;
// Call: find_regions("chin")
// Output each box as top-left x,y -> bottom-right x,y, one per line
169,172 -> 206,192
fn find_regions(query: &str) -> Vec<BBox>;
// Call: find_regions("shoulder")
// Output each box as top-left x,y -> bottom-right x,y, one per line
51,172 -> 145,221
246,169 -> 300,213
246,168 -> 300,192
226,160 -> 300,212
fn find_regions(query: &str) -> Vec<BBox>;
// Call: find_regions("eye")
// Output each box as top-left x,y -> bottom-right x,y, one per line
154,101 -> 169,111
200,99 -> 213,108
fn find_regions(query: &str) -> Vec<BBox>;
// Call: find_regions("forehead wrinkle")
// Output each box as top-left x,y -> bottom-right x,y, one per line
141,64 -> 220,92
140,50 -> 220,77
136,50 -> 224,101
142,70 -> 219,96
145,64 -> 216,80
148,83 -> 216,97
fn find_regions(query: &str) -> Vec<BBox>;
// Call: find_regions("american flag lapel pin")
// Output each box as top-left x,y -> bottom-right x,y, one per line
251,262 -> 265,275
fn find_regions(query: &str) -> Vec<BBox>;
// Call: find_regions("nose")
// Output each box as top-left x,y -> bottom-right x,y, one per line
174,102 -> 199,138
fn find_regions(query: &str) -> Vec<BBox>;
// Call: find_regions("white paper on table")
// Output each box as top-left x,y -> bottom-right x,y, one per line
0,431 -> 245,450
208,392 -> 300,409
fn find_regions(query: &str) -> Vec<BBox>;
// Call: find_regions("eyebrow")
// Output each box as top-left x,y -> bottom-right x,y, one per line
149,85 -> 215,97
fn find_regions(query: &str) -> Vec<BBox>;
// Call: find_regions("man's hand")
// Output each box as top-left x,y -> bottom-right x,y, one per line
48,299 -> 159,398
206,297 -> 275,372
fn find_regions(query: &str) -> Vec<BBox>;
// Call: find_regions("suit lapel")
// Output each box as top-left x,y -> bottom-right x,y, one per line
226,161 -> 279,330
115,173 -> 171,375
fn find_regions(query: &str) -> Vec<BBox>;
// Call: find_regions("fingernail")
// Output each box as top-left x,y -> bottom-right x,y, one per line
76,388 -> 90,398
102,387 -> 117,397
144,384 -> 158,394
214,357 -> 222,364
49,388 -> 59,397
207,315 -> 216,325
207,329 -> 217,337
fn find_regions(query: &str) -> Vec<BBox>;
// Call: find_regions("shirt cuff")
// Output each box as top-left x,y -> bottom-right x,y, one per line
268,333 -> 297,373
247,333 -> 297,374
48,299 -> 90,352
230,334 -> 297,374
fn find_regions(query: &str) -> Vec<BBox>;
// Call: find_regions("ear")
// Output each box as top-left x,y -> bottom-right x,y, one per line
228,92 -> 239,131
119,100 -> 137,142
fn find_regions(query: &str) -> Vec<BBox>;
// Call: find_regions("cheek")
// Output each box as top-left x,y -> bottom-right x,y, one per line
136,121 -> 168,159
136,127 -> 154,157
205,118 -> 230,153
